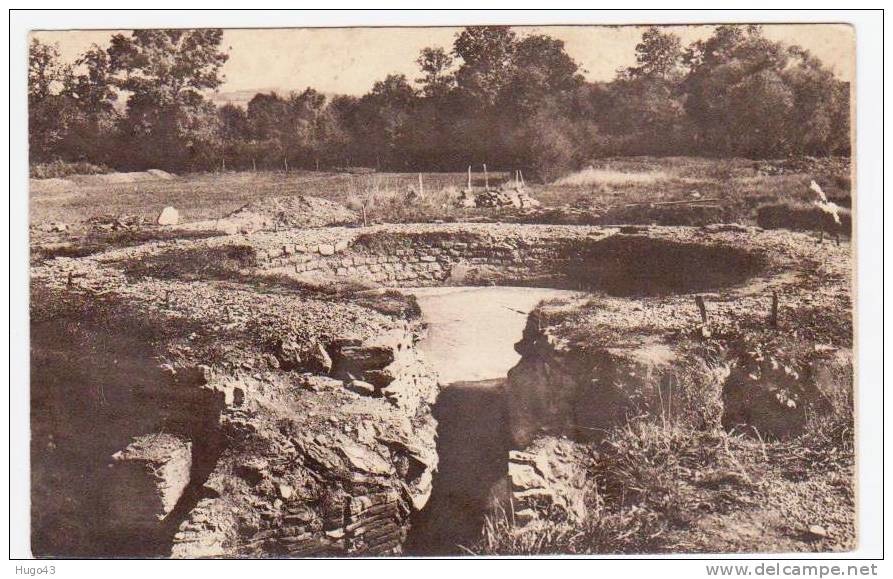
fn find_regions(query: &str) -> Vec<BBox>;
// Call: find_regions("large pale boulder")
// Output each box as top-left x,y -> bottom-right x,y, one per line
157,206 -> 180,226
107,433 -> 192,531
507,437 -> 589,524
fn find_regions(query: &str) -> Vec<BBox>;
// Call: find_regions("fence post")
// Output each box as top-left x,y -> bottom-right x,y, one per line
695,295 -> 707,324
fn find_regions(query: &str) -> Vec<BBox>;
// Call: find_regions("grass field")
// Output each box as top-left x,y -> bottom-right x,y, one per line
30,170 -> 508,227
30,157 -> 851,230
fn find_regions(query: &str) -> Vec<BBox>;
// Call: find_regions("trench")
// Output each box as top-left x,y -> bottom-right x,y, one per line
30,315 -> 224,558
401,287 -> 580,555
31,230 -> 772,557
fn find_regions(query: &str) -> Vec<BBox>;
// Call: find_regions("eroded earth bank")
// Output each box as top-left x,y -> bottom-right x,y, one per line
31,222 -> 853,556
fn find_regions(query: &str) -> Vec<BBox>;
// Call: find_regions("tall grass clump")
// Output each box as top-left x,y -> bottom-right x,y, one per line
472,416 -> 761,555
343,177 -> 465,223
553,166 -> 672,188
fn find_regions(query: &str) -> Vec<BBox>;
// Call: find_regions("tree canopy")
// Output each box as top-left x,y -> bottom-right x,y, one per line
29,25 -> 850,178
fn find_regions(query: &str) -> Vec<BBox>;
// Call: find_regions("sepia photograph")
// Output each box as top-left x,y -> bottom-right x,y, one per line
13,10 -> 882,564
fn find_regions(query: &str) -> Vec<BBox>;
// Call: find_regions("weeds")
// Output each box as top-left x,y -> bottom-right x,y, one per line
553,166 -> 672,187
472,387 -> 853,556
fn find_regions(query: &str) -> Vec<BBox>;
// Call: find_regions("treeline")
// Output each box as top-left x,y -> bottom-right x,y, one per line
29,25 -> 850,181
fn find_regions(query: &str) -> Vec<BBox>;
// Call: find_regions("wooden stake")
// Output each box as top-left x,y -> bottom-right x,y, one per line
284,157 -> 289,174
418,173 -> 424,196
362,204 -> 368,228
695,295 -> 707,325
467,165 -> 472,190
483,164 -> 489,190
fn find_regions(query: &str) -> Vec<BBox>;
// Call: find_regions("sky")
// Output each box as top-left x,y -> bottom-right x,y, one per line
32,24 -> 855,98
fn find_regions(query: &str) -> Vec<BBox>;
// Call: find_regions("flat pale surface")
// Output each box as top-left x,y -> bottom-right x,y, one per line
406,286 -> 580,384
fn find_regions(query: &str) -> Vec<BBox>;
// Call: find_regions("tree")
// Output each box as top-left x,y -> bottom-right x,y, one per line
453,26 -> 517,106
70,45 -> 117,117
416,47 -> 455,98
218,103 -> 248,141
503,34 -> 582,114
29,39 -> 72,104
247,92 -> 289,141
682,26 -> 792,156
783,47 -> 851,155
356,74 -> 417,169
107,29 -> 229,170
625,26 -> 683,80
325,95 -> 362,166
28,39 -> 78,161
285,88 -> 329,167
594,27 -> 689,155
107,29 -> 228,106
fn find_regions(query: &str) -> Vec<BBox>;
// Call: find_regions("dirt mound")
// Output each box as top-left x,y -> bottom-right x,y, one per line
217,195 -> 357,233
31,170 -> 177,191
71,171 -> 175,185
755,156 -> 850,176
756,202 -> 852,236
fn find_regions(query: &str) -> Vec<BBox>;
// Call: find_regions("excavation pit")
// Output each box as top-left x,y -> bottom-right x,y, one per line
255,224 -> 768,297
32,222 -> 840,558
400,286 -> 579,555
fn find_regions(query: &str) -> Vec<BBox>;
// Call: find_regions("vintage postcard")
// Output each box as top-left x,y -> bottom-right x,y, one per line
24,18 -> 863,560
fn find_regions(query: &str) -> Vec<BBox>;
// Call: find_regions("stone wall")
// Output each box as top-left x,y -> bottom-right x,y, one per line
169,326 -> 440,558
255,231 -> 581,288
240,490 -> 406,556
253,228 -> 764,296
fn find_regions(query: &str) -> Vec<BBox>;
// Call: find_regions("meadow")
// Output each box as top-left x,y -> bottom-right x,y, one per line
30,156 -> 851,231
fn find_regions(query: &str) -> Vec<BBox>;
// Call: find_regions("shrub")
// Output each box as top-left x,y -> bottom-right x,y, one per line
756,202 -> 851,235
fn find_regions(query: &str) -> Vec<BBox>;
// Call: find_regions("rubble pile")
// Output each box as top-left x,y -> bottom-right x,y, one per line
456,183 -> 541,209
215,195 -> 357,234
